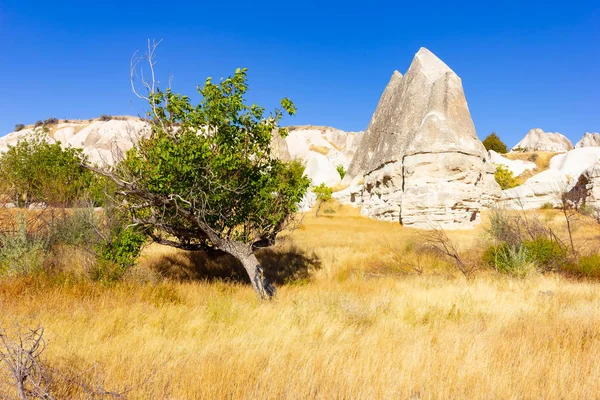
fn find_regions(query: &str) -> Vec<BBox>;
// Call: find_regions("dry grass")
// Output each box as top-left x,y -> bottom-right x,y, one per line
504,151 -> 559,185
1,206 -> 600,398
308,144 -> 330,155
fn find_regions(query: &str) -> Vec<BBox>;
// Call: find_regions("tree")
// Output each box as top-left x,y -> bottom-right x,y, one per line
89,42 -> 310,299
312,183 -> 332,217
0,133 -> 106,207
482,132 -> 508,154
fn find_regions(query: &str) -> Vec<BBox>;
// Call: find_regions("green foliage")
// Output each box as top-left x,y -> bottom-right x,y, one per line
14,124 -> 25,132
540,202 -> 555,210
118,67 -> 309,249
494,165 -> 519,190
312,183 -> 333,217
99,114 -> 113,121
0,214 -> 48,277
94,223 -> 146,283
336,165 -> 346,180
522,237 -> 567,271
564,254 -> 600,278
483,236 -> 566,276
313,183 -> 333,202
43,117 -> 59,125
483,243 -> 536,277
482,132 -> 508,153
0,134 -> 109,206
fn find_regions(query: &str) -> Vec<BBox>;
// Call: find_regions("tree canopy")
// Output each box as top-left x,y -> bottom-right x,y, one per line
0,134 -> 106,207
482,132 -> 509,154
95,66 -> 310,298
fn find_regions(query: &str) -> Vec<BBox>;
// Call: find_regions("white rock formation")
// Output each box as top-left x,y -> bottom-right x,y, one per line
304,153 -> 342,187
281,125 -> 363,189
0,118 -> 151,167
575,132 -> 600,148
570,163 -> 600,210
511,128 -> 573,152
498,147 -> 600,209
489,150 -> 536,177
342,48 -> 500,229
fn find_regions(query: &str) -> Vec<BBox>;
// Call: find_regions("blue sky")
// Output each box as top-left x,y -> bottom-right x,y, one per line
0,1 -> 598,146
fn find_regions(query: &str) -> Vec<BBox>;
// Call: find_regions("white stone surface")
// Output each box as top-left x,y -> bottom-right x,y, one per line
489,150 -> 536,177
511,128 -> 573,152
575,132 -> 600,148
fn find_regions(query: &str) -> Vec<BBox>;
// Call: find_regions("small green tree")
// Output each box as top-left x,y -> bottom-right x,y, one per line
89,42 -> 310,299
313,183 -> 332,217
483,132 -> 508,154
0,133 -> 107,207
494,165 -> 518,190
336,165 -> 346,180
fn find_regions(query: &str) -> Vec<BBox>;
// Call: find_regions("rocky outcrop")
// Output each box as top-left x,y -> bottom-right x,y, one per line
283,125 -> 363,187
511,128 -> 573,152
570,163 -> 600,210
498,147 -> 600,209
575,132 -> 600,148
489,150 -> 536,177
343,48 -> 501,229
0,117 -> 151,166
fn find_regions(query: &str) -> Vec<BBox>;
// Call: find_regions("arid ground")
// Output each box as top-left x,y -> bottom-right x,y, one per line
1,205 -> 599,398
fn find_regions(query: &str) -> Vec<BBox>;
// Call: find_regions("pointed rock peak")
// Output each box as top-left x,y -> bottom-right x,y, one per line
392,70 -> 402,78
412,47 -> 453,82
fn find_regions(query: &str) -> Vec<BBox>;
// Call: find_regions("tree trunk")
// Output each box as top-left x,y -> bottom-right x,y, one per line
239,252 -> 276,300
220,240 -> 276,300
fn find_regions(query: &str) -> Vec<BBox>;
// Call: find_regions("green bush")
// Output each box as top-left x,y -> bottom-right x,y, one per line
483,243 -> 536,277
563,254 -> 600,278
494,165 -> 519,190
43,117 -> 59,125
0,215 -> 49,277
482,132 -> 508,154
522,237 -> 567,271
336,165 -> 346,180
0,135 -> 110,207
99,114 -> 113,121
14,124 -> 25,132
539,202 -> 554,210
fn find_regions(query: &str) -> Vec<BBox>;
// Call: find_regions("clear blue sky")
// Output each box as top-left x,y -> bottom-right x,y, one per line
1,1 -> 598,147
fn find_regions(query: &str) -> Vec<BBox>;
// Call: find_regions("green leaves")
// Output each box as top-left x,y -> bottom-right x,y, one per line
0,133 -> 109,206
118,68 -> 309,246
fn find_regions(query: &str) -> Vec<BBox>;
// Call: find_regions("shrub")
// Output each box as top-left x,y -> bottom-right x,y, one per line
494,165 -> 519,190
0,214 -> 49,277
0,135 -> 109,207
43,117 -> 59,125
540,202 -> 554,210
482,132 -> 508,154
98,114 -> 112,121
336,165 -> 346,180
313,183 -> 333,217
522,237 -> 567,271
563,254 -> 600,278
34,120 -> 43,128
14,124 -> 25,132
483,243 -> 537,277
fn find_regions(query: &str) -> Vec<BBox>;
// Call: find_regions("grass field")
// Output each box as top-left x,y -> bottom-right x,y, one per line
1,205 -> 599,398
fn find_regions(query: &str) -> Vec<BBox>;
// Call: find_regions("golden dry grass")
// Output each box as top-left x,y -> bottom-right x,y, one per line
1,206 -> 600,398
308,144 -> 330,155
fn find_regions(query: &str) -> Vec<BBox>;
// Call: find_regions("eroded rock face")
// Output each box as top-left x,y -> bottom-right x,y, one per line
575,132 -> 600,148
511,128 -> 573,152
0,118 -> 151,166
344,48 -> 500,228
571,163 -> 600,210
497,147 -> 600,210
